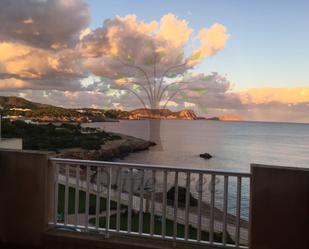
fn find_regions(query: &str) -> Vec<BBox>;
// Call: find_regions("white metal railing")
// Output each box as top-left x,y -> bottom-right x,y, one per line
49,158 -> 251,248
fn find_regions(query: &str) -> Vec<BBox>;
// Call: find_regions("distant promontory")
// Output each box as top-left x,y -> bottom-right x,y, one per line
207,115 -> 242,121
127,108 -> 197,120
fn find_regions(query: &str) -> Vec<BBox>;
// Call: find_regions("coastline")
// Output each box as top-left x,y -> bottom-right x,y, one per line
56,133 -> 156,161
1,119 -> 155,161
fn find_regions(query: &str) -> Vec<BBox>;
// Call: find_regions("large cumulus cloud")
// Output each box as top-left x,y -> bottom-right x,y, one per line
0,0 -> 90,49
78,14 -> 230,111
0,0 -> 90,92
80,14 -> 229,79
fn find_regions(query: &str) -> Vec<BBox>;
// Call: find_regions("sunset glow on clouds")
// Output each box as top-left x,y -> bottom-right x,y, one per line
0,0 -> 89,92
0,0 -> 309,122
239,88 -> 309,105
80,13 -> 229,80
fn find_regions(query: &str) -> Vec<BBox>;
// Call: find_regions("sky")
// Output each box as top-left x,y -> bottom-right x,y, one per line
0,0 -> 309,122
88,0 -> 309,90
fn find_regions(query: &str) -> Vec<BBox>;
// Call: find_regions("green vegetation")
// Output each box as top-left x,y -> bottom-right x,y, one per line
57,184 -> 121,215
89,212 -> 233,243
0,96 -> 197,121
1,119 -> 119,151
0,96 -> 129,121
57,184 -> 234,244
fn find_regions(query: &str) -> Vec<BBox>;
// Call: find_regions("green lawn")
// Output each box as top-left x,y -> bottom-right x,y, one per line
89,212 -> 234,244
57,184 -> 119,215
58,184 -> 234,244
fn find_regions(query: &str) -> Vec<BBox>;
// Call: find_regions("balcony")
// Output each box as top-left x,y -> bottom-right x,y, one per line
0,149 -> 308,249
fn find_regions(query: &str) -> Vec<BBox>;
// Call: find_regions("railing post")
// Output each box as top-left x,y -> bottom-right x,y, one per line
116,167 -> 123,232
105,167 -> 112,238
95,168 -> 101,230
138,169 -> 145,234
85,166 -> 90,230
64,165 -> 69,226
173,171 -> 179,242
184,172 -> 190,241
197,173 -> 202,242
74,165 -> 80,227
235,176 -> 242,247
162,170 -> 167,238
53,162 -> 59,225
209,174 -> 216,244
128,168 -> 133,234
222,175 -> 229,245
150,169 -> 156,236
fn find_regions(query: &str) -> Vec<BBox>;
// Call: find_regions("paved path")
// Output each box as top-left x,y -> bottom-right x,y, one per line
67,209 -> 125,227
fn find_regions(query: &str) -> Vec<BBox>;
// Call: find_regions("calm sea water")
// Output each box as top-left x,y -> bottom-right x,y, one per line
85,120 -> 309,219
86,120 -> 309,171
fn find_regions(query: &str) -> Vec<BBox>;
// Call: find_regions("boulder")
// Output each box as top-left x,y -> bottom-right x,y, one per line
167,186 -> 198,207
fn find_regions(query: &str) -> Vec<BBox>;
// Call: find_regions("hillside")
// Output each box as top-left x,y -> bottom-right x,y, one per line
0,96 -> 113,122
0,96 -> 198,122
0,96 -> 51,109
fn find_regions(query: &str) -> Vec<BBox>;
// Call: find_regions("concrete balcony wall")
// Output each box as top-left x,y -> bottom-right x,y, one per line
250,164 -> 309,249
0,149 -> 53,248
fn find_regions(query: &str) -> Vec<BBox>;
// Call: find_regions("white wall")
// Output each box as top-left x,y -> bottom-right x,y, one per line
0,138 -> 22,150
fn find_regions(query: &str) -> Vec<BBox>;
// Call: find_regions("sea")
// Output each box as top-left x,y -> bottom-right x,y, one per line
84,120 -> 309,219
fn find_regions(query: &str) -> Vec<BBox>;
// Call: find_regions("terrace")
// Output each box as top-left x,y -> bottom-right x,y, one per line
0,149 -> 308,249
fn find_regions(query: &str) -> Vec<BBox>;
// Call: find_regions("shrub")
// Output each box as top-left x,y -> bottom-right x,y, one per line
80,139 -> 101,150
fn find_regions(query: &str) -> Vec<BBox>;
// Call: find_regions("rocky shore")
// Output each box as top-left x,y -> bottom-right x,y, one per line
57,133 -> 156,161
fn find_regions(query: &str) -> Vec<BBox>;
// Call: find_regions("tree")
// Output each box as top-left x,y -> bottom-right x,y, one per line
80,14 -> 229,146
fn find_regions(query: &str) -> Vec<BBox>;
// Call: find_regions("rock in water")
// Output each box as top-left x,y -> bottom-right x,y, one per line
199,153 -> 212,160
167,186 -> 198,207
